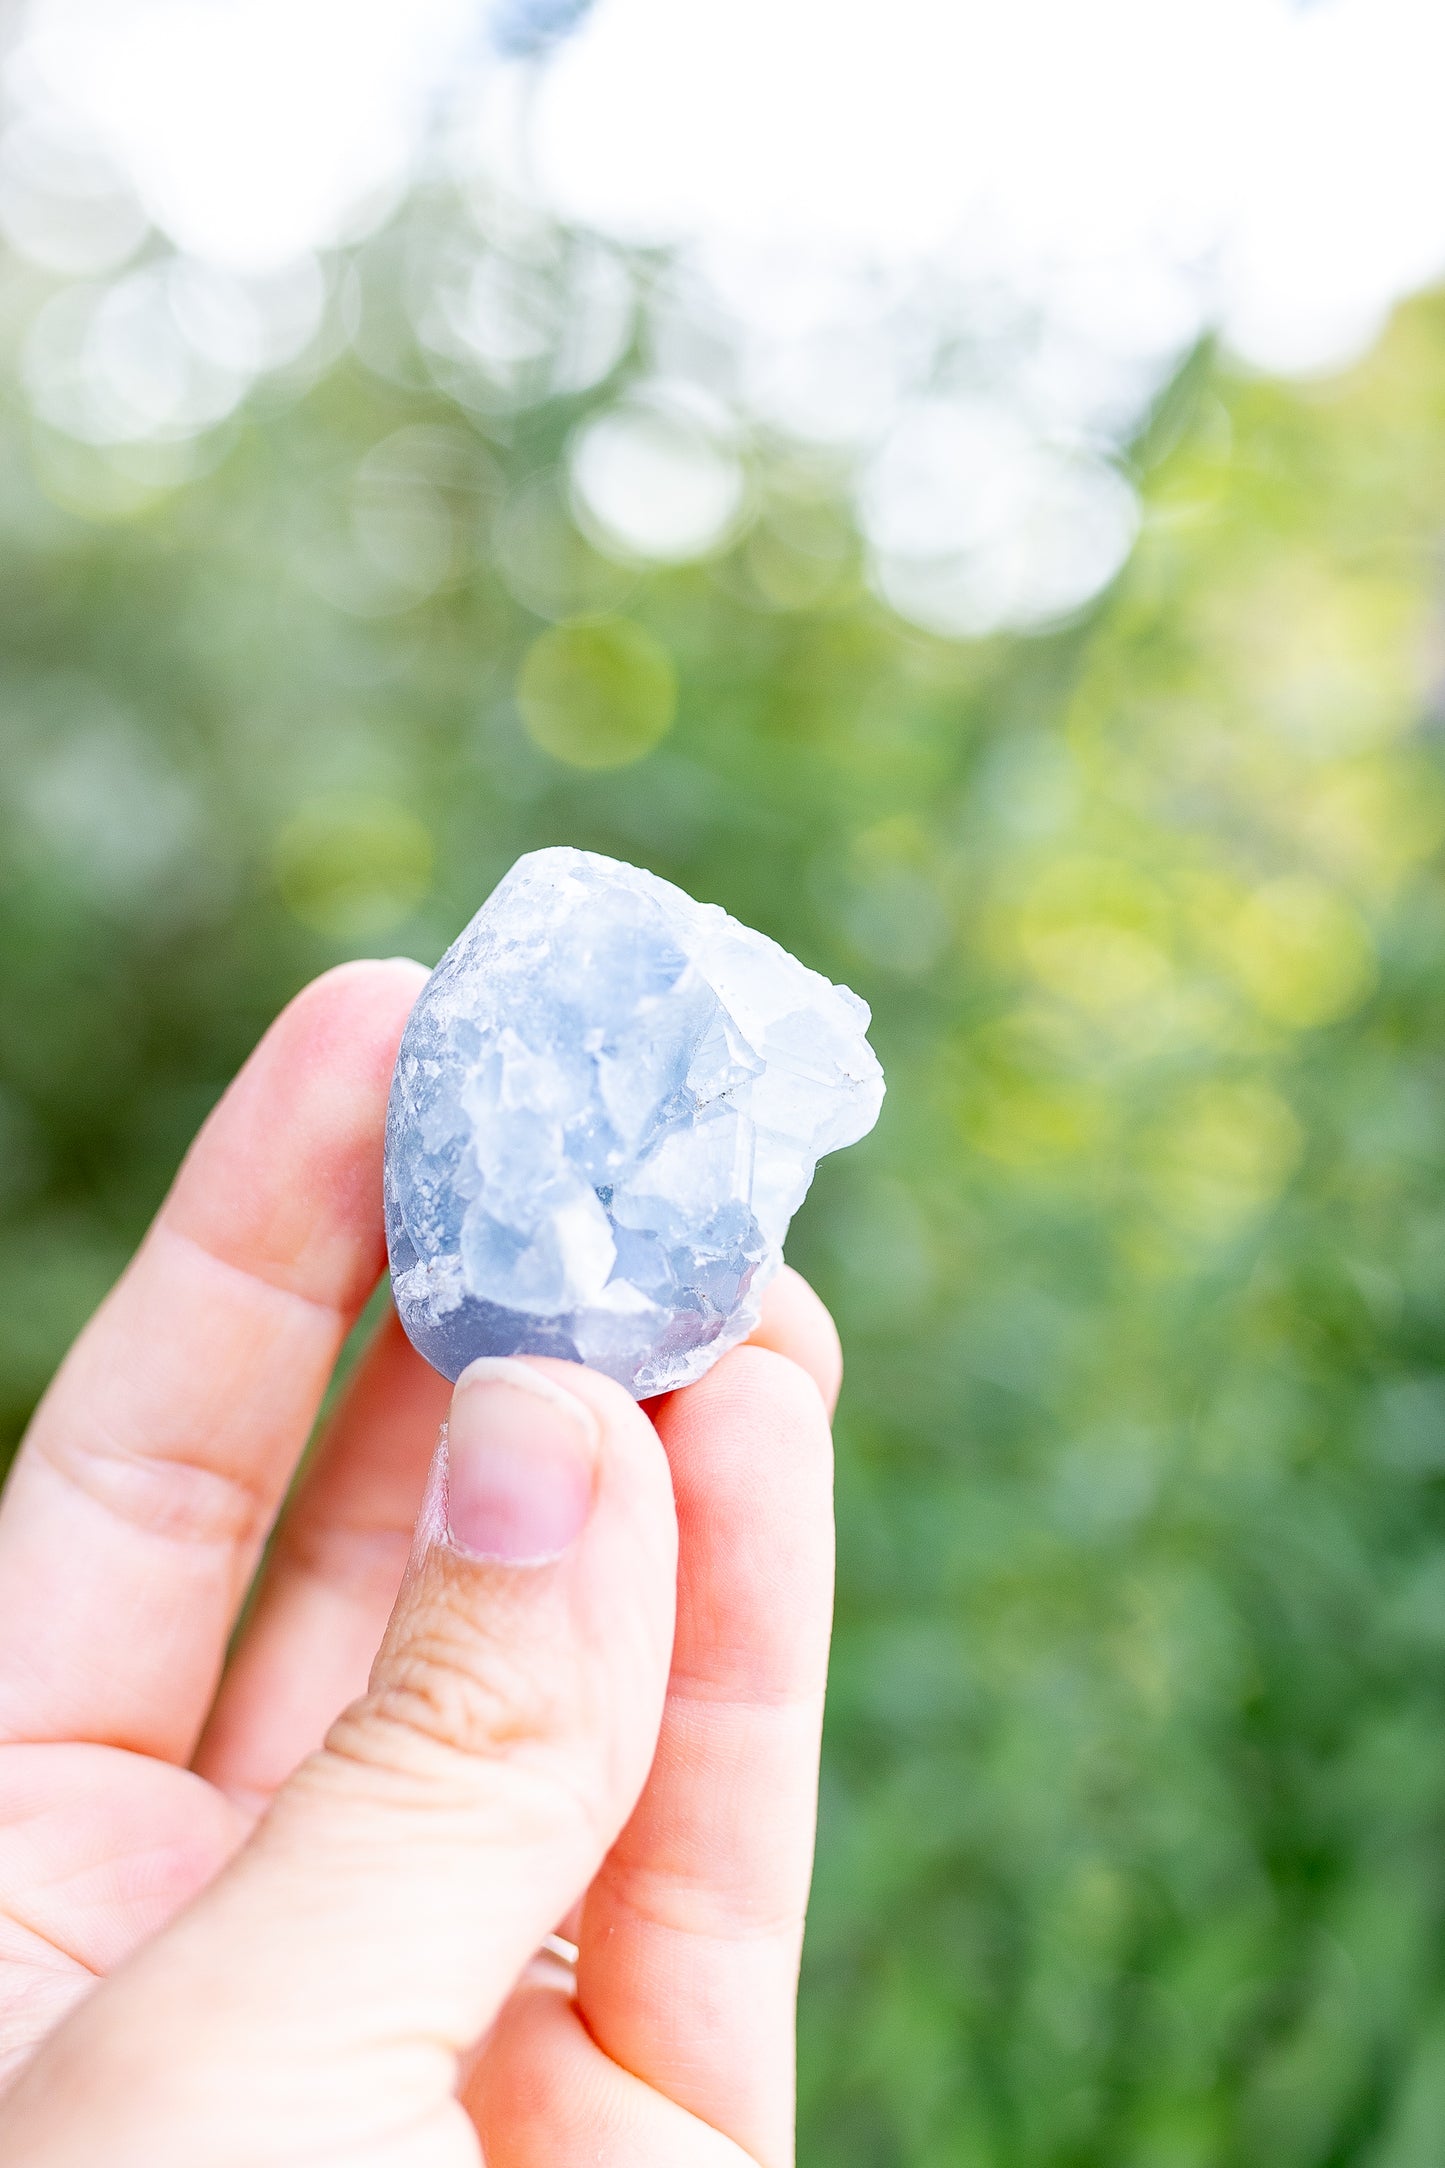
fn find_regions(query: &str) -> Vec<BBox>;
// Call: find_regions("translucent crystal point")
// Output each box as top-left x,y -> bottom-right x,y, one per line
384,847 -> 885,1398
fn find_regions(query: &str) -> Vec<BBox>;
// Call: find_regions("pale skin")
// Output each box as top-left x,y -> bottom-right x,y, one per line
0,959 -> 841,2165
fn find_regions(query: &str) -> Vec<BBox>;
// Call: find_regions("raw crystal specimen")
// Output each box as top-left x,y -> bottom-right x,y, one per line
384,847 -> 884,1397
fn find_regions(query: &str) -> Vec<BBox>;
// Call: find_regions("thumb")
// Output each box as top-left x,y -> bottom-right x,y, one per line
8,1358 -> 678,2162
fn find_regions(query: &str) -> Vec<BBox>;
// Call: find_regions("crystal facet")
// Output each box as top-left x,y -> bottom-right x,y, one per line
384,847 -> 885,1397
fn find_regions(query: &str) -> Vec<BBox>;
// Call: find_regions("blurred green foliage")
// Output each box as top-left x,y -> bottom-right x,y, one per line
6,190 -> 1445,2165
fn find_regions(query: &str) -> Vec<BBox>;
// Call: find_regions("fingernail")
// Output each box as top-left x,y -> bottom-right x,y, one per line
441,1359 -> 599,1566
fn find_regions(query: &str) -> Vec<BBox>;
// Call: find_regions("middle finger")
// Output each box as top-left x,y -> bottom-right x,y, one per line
193,1309 -> 447,1804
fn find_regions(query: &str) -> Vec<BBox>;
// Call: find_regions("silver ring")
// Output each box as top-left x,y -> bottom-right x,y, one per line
540,1931 -> 579,1966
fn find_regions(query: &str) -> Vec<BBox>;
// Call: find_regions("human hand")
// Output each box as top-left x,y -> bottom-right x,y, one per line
0,962 -> 839,2166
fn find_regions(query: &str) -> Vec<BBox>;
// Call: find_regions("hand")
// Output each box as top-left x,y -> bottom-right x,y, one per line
0,962 -> 839,2166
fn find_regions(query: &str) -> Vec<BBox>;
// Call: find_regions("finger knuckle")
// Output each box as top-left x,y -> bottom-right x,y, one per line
344,1577 -> 578,1774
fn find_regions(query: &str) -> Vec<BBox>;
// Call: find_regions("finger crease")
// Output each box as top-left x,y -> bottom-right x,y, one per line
601,1858 -> 809,1945
33,1417 -> 278,1553
158,1222 -> 355,1330
272,1515 -> 413,1595
0,1903 -> 104,1984
665,1668 -> 827,1716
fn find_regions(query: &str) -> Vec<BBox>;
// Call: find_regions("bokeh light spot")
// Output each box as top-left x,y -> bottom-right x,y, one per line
1015,857 -> 1173,1014
1146,1081 -> 1304,1239
351,423 -> 497,603
957,1015 -> 1112,1172
275,798 -> 433,938
569,389 -> 744,563
0,115 -> 147,276
861,399 -> 1140,638
1229,876 -> 1378,1030
517,615 -> 677,769
494,467 -> 637,619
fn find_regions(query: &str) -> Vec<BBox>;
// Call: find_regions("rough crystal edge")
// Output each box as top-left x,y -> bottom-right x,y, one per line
385,846 -> 881,1398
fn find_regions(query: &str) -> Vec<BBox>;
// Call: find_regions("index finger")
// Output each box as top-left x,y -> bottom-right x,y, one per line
0,959 -> 426,1761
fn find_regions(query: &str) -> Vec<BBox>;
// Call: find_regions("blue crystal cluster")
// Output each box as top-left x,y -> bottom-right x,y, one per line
384,848 -> 884,1397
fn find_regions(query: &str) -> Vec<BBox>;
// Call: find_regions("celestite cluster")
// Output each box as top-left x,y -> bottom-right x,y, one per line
384,847 -> 885,1397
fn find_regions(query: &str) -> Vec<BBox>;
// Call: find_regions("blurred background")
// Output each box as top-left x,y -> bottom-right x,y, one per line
6,0 -> 1445,2158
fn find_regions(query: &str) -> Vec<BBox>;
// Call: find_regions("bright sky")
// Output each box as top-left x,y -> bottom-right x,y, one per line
15,0 -> 1445,369
532,0 -> 1445,378
8,0 -> 1445,631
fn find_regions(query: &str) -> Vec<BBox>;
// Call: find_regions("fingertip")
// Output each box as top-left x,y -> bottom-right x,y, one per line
273,957 -> 429,1082
505,1360 -> 677,1530
748,1265 -> 843,1415
510,1357 -> 653,1439
644,1341 -> 835,1695
163,959 -> 429,1313
655,1341 -> 837,1512
444,1361 -> 601,1565
696,1339 -> 837,1445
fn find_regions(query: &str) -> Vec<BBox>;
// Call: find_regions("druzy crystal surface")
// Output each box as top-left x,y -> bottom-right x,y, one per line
384,847 -> 884,1397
